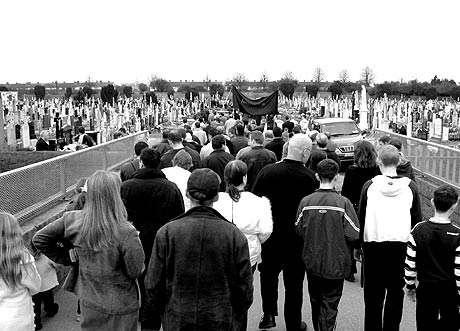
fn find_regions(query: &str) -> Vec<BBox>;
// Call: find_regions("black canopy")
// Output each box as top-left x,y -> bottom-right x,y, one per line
232,86 -> 278,116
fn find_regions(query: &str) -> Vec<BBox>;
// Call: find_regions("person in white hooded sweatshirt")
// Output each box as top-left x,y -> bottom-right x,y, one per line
358,144 -> 422,331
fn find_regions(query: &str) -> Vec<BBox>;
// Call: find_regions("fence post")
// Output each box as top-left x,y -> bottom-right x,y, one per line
59,160 -> 66,194
0,95 -> 6,152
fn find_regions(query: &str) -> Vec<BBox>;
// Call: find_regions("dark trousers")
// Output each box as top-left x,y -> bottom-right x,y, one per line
139,272 -> 161,330
363,242 -> 407,331
32,289 -> 55,323
241,264 -> 258,331
307,272 -> 344,331
416,283 -> 460,331
259,254 -> 305,331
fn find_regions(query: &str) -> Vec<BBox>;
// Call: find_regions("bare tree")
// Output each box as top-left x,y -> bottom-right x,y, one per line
312,67 -> 326,83
338,70 -> 350,83
361,66 -> 375,86
260,72 -> 269,90
232,73 -> 247,89
281,71 -> 296,81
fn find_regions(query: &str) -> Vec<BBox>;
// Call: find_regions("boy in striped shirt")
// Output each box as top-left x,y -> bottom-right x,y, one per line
405,185 -> 460,330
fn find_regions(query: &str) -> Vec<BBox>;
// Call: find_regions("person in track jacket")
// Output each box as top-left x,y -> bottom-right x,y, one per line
296,159 -> 360,331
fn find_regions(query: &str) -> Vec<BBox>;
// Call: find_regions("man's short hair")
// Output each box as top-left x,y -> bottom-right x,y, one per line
235,124 -> 245,136
264,130 -> 274,140
389,137 -> 403,151
134,141 -> 148,156
78,127 -> 85,134
316,159 -> 339,182
162,130 -> 170,139
178,128 -> 187,140
212,135 -> 226,150
316,133 -> 328,148
273,126 -> 282,138
168,130 -> 183,143
195,122 -> 201,128
378,145 -> 400,167
433,185 -> 458,212
250,131 -> 264,145
172,149 -> 193,170
293,126 -> 301,134
140,148 -> 161,169
378,135 -> 391,145
206,126 -> 219,138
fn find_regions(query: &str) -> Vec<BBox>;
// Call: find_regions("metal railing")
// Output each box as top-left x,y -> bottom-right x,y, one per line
0,131 -> 148,223
371,129 -> 460,189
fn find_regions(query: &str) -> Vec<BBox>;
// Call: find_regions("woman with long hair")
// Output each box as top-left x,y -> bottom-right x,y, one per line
33,170 -> 145,331
342,140 -> 381,210
341,140 -> 381,282
213,160 -> 273,271
0,212 -> 41,331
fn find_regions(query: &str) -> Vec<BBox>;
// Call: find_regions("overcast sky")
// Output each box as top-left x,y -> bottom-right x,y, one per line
2,0 -> 459,84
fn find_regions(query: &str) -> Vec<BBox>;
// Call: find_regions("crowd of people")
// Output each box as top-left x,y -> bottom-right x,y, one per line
0,108 -> 459,331
3,88 -> 460,154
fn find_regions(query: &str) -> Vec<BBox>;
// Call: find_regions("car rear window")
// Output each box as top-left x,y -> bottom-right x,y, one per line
321,122 -> 360,136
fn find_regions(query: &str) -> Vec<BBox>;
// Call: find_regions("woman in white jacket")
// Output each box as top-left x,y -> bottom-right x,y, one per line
0,212 -> 41,331
213,160 -> 273,272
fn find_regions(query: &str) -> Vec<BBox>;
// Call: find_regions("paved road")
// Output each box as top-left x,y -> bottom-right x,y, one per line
41,264 -> 416,331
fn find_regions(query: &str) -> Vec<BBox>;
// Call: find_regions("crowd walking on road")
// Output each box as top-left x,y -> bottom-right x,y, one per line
1,112 -> 459,331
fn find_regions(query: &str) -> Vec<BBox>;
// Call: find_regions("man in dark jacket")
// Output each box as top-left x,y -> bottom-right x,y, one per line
252,134 -> 319,331
120,141 -> 149,182
201,134 -> 235,191
159,129 -> 201,170
121,148 -> 185,329
142,168 -> 253,331
230,123 -> 249,156
265,126 -> 285,161
296,159 -> 359,330
35,131 -> 50,151
152,130 -> 172,157
389,137 -> 416,181
237,131 -> 277,191
309,133 -> 340,171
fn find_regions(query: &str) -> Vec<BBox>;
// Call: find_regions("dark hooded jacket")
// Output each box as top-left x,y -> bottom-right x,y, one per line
397,156 -> 415,181
143,206 -> 253,331
120,168 -> 185,264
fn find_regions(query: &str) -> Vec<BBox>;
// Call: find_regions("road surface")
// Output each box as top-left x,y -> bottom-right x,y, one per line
41,264 -> 416,331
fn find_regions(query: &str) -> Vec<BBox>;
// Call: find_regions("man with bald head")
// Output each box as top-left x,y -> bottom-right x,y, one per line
252,134 -> 319,331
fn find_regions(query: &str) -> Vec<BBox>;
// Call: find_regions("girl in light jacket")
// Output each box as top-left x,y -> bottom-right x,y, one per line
213,160 -> 273,271
0,212 -> 41,331
33,170 -> 145,331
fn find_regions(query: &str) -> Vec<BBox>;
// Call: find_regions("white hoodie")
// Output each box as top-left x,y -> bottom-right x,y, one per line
363,175 -> 414,243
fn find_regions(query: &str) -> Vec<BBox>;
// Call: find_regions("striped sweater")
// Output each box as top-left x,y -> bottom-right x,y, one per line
404,218 -> 460,296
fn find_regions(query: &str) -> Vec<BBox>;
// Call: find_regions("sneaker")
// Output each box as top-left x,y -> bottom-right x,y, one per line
258,314 -> 276,329
45,303 -> 59,317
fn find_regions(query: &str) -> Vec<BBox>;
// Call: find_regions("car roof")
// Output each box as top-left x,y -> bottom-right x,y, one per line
313,118 -> 355,124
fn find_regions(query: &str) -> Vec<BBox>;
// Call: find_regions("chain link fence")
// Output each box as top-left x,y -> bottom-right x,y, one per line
371,129 -> 460,189
0,131 -> 148,223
